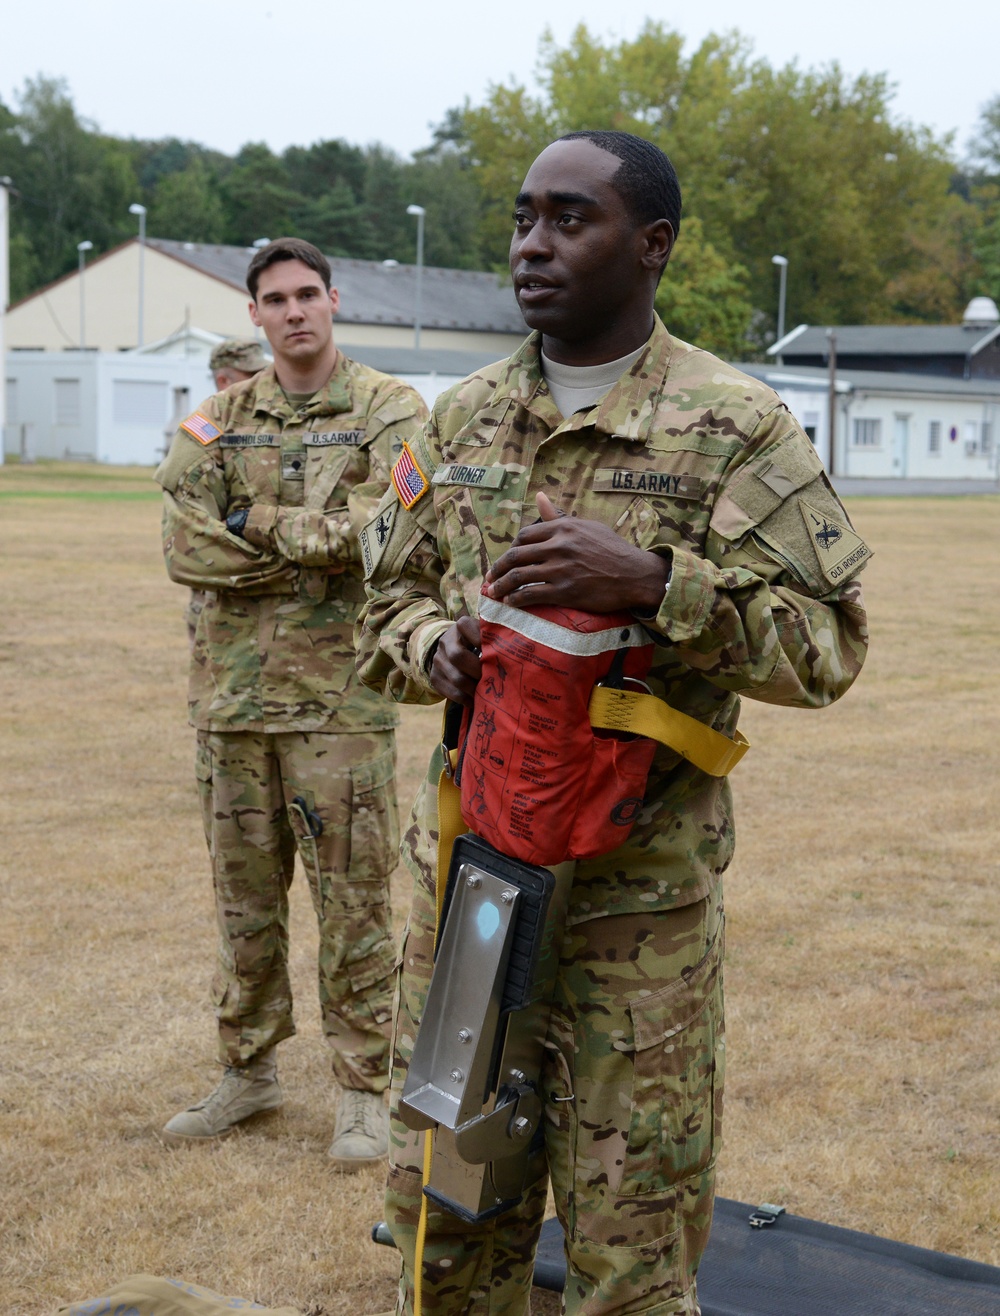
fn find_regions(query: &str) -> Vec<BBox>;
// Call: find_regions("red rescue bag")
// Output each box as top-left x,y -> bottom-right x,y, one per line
457,594 -> 657,866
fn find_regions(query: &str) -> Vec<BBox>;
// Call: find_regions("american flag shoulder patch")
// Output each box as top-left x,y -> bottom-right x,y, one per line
391,441 -> 430,509
180,412 -> 222,445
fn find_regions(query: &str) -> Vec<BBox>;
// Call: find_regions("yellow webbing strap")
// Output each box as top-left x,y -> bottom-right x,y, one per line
416,734 -> 464,1316
588,686 -> 750,777
435,745 -> 463,921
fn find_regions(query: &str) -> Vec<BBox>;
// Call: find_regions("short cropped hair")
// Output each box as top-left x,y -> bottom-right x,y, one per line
558,130 -> 682,242
246,237 -> 331,300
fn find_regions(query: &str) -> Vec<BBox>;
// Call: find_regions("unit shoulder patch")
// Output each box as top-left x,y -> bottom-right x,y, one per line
180,412 -> 222,445
359,502 -> 397,579
800,500 -> 872,585
391,440 -> 430,509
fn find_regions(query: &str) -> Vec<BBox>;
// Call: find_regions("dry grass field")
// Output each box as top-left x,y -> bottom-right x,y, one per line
1,460 -> 998,1315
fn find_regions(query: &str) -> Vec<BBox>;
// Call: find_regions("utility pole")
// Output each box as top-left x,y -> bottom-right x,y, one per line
0,176 -> 11,467
826,329 -> 837,478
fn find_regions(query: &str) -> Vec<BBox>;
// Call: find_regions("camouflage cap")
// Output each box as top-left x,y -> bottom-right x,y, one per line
209,338 -> 268,373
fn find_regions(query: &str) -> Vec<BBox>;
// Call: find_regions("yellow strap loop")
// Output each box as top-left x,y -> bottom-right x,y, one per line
416,732 -> 463,1316
588,686 -> 750,778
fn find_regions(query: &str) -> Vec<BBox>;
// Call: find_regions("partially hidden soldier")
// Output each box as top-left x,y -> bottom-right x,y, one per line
155,238 -> 428,1167
184,339 -> 270,649
356,133 -> 871,1312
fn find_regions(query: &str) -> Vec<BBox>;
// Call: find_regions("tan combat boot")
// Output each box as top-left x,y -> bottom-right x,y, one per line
162,1048 -> 282,1143
327,1087 -> 388,1170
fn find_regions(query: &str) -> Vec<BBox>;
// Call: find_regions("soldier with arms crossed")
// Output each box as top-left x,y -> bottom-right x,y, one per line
357,133 -> 870,1311
156,238 -> 428,1167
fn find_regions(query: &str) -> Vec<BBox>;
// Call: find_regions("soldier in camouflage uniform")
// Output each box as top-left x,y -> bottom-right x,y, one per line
184,340 -> 271,648
156,238 -> 428,1166
356,134 -> 870,1312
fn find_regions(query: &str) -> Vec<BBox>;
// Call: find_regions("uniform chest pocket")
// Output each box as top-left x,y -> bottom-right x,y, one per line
303,446 -> 361,510
610,496 -> 661,552
222,443 -> 280,503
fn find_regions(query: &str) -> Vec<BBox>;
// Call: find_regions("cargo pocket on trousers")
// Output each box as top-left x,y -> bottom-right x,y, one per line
286,794 -> 323,915
621,923 -> 724,1195
194,736 -> 215,857
346,748 -> 400,895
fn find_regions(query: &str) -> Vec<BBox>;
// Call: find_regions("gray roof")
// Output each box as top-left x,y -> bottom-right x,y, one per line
339,343 -> 511,378
737,361 -> 1000,400
148,239 -> 529,336
769,322 -> 1000,360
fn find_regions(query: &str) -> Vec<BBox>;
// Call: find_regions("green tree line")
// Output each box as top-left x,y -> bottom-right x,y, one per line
3,24 -> 999,359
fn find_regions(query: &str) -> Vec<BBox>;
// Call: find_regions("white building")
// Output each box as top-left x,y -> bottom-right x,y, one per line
738,363 -> 1000,482
2,331 -> 498,464
5,237 -> 528,358
4,347 -> 215,465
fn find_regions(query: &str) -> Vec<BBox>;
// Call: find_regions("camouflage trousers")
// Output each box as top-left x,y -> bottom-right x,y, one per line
385,871 -> 725,1315
195,728 -> 399,1091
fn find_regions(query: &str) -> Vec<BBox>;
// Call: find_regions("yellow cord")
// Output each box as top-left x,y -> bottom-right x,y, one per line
414,735 -> 460,1315
413,1128 -> 433,1316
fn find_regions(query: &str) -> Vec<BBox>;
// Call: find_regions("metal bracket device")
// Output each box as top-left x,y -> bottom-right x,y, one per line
399,834 -> 574,1221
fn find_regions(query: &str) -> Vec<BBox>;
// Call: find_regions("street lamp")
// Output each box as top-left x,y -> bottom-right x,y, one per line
406,204 -> 425,351
129,203 -> 147,346
0,176 -> 12,469
77,240 -> 93,349
771,254 -> 788,348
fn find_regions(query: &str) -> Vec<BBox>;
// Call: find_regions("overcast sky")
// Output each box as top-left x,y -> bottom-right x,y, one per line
2,0 -> 996,162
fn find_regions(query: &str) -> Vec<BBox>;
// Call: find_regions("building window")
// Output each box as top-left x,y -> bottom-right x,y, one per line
928,420 -> 941,454
803,410 -> 819,445
964,422 -> 994,457
852,418 -> 881,447
54,378 -> 82,426
112,380 -> 169,426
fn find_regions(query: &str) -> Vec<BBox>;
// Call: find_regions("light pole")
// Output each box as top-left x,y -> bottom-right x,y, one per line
77,240 -> 93,349
406,204 -> 425,351
0,176 -> 11,467
129,203 -> 147,346
771,254 -> 788,351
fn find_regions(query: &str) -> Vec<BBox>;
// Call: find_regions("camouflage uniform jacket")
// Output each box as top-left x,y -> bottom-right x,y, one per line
356,319 -> 870,923
156,357 -> 427,734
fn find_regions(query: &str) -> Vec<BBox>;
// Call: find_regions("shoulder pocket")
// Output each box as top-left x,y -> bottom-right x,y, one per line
709,441 -> 821,543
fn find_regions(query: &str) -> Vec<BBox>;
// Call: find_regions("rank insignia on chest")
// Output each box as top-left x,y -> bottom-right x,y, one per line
392,441 -> 430,509
180,412 -> 221,445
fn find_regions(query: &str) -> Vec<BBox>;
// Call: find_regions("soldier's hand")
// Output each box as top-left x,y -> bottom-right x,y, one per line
430,616 -> 482,707
484,492 -> 670,613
